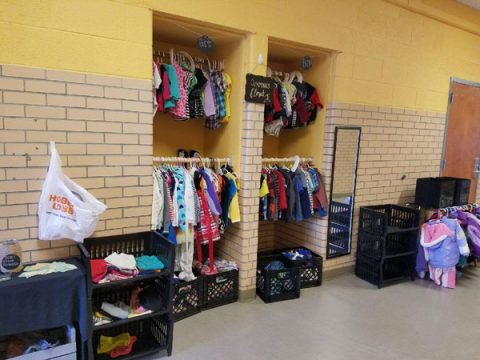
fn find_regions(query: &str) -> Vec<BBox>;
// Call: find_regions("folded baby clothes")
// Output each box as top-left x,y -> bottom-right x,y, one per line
101,302 -> 129,320
135,255 -> 164,271
105,252 -> 137,270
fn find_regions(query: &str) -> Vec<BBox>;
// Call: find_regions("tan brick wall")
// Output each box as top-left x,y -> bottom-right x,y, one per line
260,102 -> 446,272
0,65 -> 153,262
216,102 -> 264,292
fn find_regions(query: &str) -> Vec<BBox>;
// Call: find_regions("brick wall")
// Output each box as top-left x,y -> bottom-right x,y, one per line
216,103 -> 264,293
262,102 -> 446,271
0,65 -> 153,262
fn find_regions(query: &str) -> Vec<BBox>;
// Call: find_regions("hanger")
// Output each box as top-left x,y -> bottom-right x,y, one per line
289,70 -> 304,83
291,155 -> 300,172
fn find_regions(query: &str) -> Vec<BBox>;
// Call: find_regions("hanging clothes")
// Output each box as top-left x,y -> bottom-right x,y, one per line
263,71 -> 323,136
259,161 -> 327,222
151,159 -> 240,277
153,51 -> 232,130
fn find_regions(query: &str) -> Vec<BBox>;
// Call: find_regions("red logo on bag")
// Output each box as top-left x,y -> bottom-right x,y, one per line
49,194 -> 75,215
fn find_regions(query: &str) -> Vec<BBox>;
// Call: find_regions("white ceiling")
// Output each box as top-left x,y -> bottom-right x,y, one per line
457,0 -> 480,10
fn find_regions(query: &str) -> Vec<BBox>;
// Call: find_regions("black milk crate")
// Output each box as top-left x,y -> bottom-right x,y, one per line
281,247 -> 323,288
91,313 -> 170,360
173,276 -> 203,321
441,177 -> 471,205
355,255 -> 415,289
357,231 -> 418,260
327,222 -> 351,258
92,280 -> 169,317
256,255 -> 301,303
201,269 -> 238,310
82,231 -> 174,266
329,201 -> 352,225
359,204 -> 420,236
415,177 -> 455,208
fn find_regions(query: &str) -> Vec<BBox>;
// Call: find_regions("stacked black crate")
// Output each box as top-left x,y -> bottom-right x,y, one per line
356,205 -> 420,288
80,231 -> 175,359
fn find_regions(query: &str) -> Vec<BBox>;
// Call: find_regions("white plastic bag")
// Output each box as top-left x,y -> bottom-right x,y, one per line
38,142 -> 107,243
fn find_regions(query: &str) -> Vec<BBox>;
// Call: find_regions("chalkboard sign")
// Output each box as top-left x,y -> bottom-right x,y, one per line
302,56 -> 313,70
245,73 -> 275,104
197,35 -> 214,54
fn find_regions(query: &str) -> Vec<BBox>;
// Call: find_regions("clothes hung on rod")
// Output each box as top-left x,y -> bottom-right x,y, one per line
264,67 -> 323,136
152,48 -> 232,130
151,156 -> 240,276
259,156 -> 328,222
416,203 -> 480,289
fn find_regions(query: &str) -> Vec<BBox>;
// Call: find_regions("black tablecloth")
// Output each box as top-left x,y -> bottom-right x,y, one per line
0,257 -> 89,343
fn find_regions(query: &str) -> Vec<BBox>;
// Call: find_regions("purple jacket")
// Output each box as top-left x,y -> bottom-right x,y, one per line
457,212 -> 480,256
421,218 -> 469,268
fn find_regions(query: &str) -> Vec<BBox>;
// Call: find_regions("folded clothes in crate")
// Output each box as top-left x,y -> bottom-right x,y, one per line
282,249 -> 313,261
90,253 -> 165,284
194,257 -> 239,275
97,333 -> 137,357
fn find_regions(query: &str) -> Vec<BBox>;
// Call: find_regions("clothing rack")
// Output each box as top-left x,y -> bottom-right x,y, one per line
152,48 -> 225,70
152,156 -> 232,164
439,203 -> 479,212
262,156 -> 314,163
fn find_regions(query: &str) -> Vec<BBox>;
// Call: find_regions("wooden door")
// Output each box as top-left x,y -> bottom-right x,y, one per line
442,80 -> 480,203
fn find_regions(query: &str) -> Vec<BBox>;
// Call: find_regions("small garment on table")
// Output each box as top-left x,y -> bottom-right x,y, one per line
19,262 -> 77,278
135,255 -> 164,271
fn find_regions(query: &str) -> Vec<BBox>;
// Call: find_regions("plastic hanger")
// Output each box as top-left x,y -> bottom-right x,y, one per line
291,155 -> 300,172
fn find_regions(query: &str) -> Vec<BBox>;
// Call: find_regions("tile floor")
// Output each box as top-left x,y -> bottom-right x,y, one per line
151,269 -> 480,360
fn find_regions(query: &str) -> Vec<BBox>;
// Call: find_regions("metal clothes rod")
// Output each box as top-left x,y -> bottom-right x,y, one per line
439,203 -> 479,212
262,157 -> 314,163
153,156 -> 232,163
152,49 -> 224,65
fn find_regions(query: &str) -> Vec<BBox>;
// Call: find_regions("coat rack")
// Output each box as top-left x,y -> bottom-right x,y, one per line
152,156 -> 232,164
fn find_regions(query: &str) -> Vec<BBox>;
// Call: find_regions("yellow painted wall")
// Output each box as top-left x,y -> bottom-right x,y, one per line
1,0 -> 480,112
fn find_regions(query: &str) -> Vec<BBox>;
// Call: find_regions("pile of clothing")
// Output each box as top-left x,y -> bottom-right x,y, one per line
152,161 -> 240,278
192,257 -> 239,276
264,74 -> 323,136
90,253 -> 164,284
153,54 -> 232,130
417,208 -> 480,289
260,164 -> 328,222
97,332 -> 137,358
93,283 -> 163,327
4,326 -> 74,359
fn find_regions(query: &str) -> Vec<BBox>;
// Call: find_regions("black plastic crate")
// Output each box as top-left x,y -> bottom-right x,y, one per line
173,276 -> 203,321
357,231 -> 418,260
359,205 -> 420,236
281,247 -> 323,288
256,255 -> 301,303
201,269 -> 238,310
327,222 -> 351,258
355,255 -> 415,289
92,280 -> 169,319
92,314 -> 170,360
441,177 -> 471,205
329,201 -> 352,225
415,177 -> 455,208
